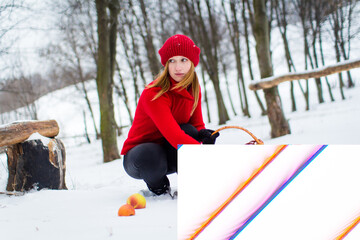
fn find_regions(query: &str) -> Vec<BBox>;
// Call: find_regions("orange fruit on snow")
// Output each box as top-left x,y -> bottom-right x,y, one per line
118,204 -> 135,216
127,193 -> 146,209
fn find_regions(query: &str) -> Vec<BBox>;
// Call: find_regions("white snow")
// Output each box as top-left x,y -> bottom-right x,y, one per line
1,84 -> 360,239
27,132 -> 51,146
0,140 -> 177,240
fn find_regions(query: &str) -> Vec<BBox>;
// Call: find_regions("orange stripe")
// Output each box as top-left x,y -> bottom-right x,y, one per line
335,215 -> 360,240
188,145 -> 287,239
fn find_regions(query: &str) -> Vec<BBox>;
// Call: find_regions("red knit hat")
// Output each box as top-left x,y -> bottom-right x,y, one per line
158,34 -> 201,67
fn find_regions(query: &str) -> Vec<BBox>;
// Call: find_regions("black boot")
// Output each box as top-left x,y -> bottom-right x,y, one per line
147,176 -> 170,196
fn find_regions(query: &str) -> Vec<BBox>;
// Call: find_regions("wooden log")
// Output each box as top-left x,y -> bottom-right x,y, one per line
249,58 -> 360,91
0,120 -> 59,147
6,138 -> 67,192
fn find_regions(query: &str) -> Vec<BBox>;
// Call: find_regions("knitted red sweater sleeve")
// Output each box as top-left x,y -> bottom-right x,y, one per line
189,91 -> 206,130
142,89 -> 200,149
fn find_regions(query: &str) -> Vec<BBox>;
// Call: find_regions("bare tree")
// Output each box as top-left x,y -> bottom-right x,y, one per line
95,0 -> 120,163
328,0 -> 358,89
41,0 -> 100,139
0,1 -> 22,56
252,0 -> 290,138
274,0 -> 298,111
150,0 -> 177,45
115,61 -> 133,124
293,0 -> 312,110
221,0 -> 249,117
0,72 -> 45,119
0,0 -> 27,77
118,2 -> 142,105
128,0 -> 161,78
312,0 -> 335,102
200,67 -> 211,123
177,0 -> 230,125
242,0 -> 267,116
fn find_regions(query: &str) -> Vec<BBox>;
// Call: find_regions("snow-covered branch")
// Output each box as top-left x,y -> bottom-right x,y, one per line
249,58 -> 360,91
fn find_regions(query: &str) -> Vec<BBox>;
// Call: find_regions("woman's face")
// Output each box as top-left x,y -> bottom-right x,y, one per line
168,56 -> 192,82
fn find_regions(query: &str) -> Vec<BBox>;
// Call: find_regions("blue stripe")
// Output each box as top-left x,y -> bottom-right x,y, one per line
228,145 -> 327,240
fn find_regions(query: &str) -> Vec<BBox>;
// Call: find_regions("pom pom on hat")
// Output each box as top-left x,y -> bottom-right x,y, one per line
158,34 -> 201,67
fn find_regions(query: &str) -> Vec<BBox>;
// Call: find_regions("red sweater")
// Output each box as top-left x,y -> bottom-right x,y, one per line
121,78 -> 205,155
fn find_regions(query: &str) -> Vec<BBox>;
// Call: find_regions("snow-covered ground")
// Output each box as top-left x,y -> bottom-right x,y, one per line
1,70 -> 360,240
0,138 -> 178,239
1,84 -> 360,240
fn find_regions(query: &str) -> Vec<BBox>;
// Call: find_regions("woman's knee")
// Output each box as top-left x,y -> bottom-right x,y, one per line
123,143 -> 167,179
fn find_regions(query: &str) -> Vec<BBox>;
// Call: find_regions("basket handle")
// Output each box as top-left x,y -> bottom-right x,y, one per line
211,126 -> 264,145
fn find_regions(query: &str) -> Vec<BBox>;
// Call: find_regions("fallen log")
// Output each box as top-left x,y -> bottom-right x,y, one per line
0,120 -> 59,147
249,58 -> 360,91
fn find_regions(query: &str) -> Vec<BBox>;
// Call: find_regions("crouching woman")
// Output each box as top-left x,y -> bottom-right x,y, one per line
121,34 -> 219,195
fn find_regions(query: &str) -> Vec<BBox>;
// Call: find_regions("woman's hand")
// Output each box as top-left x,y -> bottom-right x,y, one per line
198,129 -> 220,144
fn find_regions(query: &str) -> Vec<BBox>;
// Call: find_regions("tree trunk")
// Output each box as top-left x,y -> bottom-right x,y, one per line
127,20 -> 143,101
319,29 -> 335,102
6,138 -> 67,192
213,77 -> 230,125
221,0 -> 242,117
303,22 -> 310,110
83,110 -> 91,143
115,61 -> 134,124
275,0 -> 297,112
222,62 -> 237,116
179,0 -> 229,125
335,36 -> 346,100
73,46 -> 99,139
196,0 -> 229,125
201,67 -> 211,123
81,80 -> 100,139
311,39 -> 324,104
118,11 -> 141,105
309,7 -> 324,104
243,0 -> 267,116
338,1 -> 355,88
330,2 -> 346,100
224,0 -> 250,117
253,0 -> 290,138
95,0 -> 120,163
138,0 -> 161,77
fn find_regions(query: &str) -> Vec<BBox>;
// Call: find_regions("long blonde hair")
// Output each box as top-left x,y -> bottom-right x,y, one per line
147,62 -> 200,116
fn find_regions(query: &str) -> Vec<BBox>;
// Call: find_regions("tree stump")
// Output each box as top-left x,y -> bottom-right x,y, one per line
1,120 -> 67,192
6,138 -> 67,191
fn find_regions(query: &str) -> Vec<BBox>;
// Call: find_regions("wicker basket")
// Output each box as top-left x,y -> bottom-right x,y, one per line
211,126 -> 264,145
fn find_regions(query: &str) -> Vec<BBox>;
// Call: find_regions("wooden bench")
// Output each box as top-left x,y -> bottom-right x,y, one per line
0,120 -> 67,193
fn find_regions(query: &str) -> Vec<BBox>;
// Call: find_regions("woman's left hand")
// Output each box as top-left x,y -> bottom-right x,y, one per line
198,129 -> 220,144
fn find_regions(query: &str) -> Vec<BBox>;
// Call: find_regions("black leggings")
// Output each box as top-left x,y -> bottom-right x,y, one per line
123,124 -> 199,190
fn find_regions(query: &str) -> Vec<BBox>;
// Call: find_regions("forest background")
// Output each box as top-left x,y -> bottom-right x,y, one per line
0,0 -> 359,162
